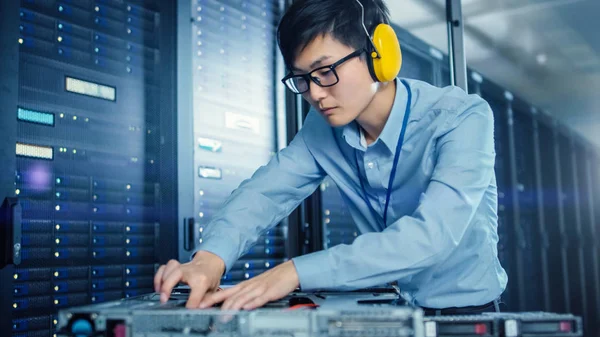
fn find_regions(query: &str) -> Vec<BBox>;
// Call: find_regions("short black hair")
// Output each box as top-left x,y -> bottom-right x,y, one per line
277,0 -> 391,70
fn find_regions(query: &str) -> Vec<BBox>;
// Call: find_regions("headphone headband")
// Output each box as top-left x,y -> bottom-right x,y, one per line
353,0 -> 402,82
354,0 -> 381,59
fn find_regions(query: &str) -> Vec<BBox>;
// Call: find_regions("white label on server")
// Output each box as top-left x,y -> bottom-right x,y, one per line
225,111 -> 260,134
198,137 -> 222,152
198,166 -> 222,180
425,321 -> 437,337
505,319 -> 518,337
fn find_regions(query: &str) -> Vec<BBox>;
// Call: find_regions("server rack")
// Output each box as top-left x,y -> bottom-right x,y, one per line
177,0 -> 289,284
1,1 -> 179,336
0,0 -> 21,335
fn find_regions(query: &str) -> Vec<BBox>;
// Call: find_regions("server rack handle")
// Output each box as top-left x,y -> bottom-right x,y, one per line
183,217 -> 195,251
0,197 -> 22,268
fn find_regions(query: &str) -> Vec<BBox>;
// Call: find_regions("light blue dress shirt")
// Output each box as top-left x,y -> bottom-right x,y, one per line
196,78 -> 508,309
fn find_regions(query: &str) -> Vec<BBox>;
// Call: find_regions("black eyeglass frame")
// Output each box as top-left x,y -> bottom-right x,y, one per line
281,49 -> 366,94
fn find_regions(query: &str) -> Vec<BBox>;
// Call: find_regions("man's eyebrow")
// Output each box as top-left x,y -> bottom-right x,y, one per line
292,55 -> 332,72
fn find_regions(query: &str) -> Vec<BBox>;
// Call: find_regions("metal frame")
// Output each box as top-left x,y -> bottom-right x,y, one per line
157,0 -> 180,265
301,100 -> 324,254
283,1 -> 304,259
446,0 -> 468,91
0,0 -> 20,334
283,0 -> 324,256
283,90 -> 325,257
176,0 -> 196,261
284,82 -> 306,258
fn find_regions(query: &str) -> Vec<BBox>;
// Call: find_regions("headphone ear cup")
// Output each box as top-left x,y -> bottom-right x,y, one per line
371,24 -> 402,82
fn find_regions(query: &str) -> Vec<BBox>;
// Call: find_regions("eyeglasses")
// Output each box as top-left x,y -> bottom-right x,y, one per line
281,49 -> 365,94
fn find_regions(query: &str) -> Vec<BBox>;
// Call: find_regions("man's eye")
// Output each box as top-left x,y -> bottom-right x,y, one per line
318,69 -> 332,76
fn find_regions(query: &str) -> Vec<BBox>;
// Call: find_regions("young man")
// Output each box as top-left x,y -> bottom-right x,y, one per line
154,0 -> 507,314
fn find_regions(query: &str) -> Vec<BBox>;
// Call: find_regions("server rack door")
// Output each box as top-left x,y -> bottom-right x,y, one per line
512,106 -> 545,312
0,0 -> 20,335
475,81 -> 518,311
185,0 -> 285,285
558,134 -> 588,319
576,146 -> 599,335
538,121 -> 569,313
12,1 -> 172,336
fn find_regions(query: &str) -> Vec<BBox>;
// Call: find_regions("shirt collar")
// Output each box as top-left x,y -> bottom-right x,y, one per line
341,121 -> 363,151
342,79 -> 409,155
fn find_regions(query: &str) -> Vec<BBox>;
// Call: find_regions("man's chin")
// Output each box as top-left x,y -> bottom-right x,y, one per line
324,114 -> 352,127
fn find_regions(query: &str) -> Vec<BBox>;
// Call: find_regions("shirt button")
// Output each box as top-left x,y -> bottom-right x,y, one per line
367,162 -> 374,169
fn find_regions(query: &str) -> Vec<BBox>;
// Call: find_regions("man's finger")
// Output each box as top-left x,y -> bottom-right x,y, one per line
159,268 -> 183,303
160,260 -> 180,282
220,287 -> 249,311
186,280 -> 210,309
198,291 -> 223,309
200,285 -> 240,308
154,265 -> 166,293
243,295 -> 269,310
231,286 -> 265,311
222,285 -> 262,311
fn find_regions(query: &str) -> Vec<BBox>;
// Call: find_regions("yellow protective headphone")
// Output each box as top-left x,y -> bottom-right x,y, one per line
355,0 -> 402,82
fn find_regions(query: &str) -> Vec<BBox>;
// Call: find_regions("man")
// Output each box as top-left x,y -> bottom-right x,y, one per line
154,0 -> 507,315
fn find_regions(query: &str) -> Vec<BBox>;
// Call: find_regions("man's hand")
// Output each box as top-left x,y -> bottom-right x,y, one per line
154,251 -> 225,309
198,260 -> 300,310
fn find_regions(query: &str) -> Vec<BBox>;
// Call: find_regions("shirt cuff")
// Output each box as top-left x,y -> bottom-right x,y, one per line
292,249 -> 336,291
190,235 -> 239,273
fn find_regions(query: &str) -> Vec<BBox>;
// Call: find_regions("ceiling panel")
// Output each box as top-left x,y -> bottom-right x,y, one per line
388,0 -> 600,147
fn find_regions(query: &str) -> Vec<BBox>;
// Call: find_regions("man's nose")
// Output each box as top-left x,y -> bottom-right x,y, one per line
308,80 -> 328,102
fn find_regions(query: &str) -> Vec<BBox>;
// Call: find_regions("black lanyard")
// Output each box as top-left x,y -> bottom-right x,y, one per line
354,79 -> 412,227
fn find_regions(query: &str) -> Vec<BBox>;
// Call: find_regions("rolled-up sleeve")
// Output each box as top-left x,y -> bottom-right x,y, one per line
292,102 -> 495,291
